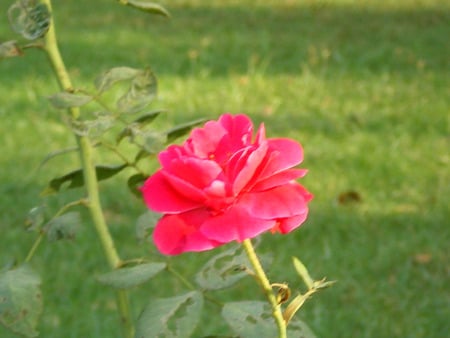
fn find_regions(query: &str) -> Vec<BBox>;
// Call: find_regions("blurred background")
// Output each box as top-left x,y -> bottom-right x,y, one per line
0,0 -> 448,337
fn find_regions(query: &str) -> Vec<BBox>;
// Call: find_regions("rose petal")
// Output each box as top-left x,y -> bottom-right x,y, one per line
254,123 -> 266,144
230,142 -> 268,195
215,114 -> 254,158
165,157 -> 223,188
161,170 -> 207,202
141,171 -> 202,213
201,205 -> 275,242
252,169 -> 308,191
158,144 -> 187,168
188,120 -> 227,158
272,213 -> 309,234
153,210 -> 222,255
257,139 -> 304,181
240,183 -> 312,219
219,114 -> 253,146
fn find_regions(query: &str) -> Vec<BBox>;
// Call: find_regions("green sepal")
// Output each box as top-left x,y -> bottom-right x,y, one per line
292,256 -> 314,289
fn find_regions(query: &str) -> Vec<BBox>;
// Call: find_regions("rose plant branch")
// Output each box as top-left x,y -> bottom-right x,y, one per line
39,1 -> 134,337
243,239 -> 287,338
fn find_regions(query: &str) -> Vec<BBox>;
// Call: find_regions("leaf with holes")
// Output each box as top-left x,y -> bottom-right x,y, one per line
135,291 -> 203,338
117,69 -> 157,114
116,110 -> 164,144
95,66 -> 141,93
45,212 -> 81,242
0,265 -> 42,337
70,114 -> 115,138
97,263 -> 166,289
222,301 -> 277,338
8,1 -> 50,40
195,246 -> 249,290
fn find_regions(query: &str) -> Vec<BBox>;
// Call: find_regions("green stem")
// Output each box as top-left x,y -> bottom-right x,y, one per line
25,232 -> 44,263
40,1 -> 134,337
242,239 -> 287,338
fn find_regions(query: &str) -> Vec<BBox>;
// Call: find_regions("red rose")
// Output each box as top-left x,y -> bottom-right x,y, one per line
142,114 -> 312,255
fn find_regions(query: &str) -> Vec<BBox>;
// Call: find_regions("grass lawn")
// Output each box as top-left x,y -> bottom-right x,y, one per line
0,0 -> 449,337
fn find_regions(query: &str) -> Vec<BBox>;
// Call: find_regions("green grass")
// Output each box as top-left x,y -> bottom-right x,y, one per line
1,0 -> 449,337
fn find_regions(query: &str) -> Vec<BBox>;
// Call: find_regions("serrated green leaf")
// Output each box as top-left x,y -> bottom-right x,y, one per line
0,40 -> 23,59
166,118 -> 205,143
0,265 -> 42,337
45,212 -> 80,242
292,256 -> 314,289
142,131 -> 165,154
97,263 -> 166,289
135,291 -> 203,338
128,173 -> 147,198
136,210 -> 161,241
123,0 -> 170,18
116,109 -> 164,144
134,148 -> 154,163
41,164 -> 127,195
117,69 -> 157,114
96,164 -> 128,180
8,1 -> 50,40
222,301 -> 276,338
134,110 -> 164,124
70,114 -> 115,138
48,92 -> 93,109
95,66 -> 141,93
38,147 -> 78,171
195,246 -> 249,290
